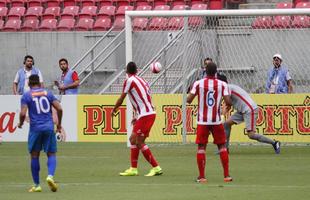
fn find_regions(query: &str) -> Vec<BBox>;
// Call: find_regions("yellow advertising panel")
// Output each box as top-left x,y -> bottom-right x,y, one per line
77,94 -> 310,143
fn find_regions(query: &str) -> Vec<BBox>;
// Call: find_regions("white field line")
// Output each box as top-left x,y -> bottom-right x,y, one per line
1,182 -> 310,189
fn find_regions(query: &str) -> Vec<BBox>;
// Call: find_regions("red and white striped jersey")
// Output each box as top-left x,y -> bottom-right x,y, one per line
123,75 -> 155,119
190,77 -> 229,125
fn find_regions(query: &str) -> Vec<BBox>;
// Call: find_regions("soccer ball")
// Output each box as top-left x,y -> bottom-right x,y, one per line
150,62 -> 162,73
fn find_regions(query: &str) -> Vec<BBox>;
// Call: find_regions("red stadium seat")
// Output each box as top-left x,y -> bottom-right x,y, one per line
3,19 -> 21,31
172,4 -> 187,10
112,0 -> 130,7
79,6 -> 97,19
191,0 -> 207,6
136,5 -> 152,11
0,7 -> 8,19
209,0 -> 223,10
252,16 -> 273,29
170,0 -> 186,7
42,7 -> 60,20
189,4 -> 207,27
97,6 -> 116,18
132,17 -> 148,30
63,0 -> 76,7
79,0 -> 96,6
296,2 -> 310,8
98,0 -> 113,7
153,0 -> 166,7
7,7 -> 26,20
292,15 -> 310,28
24,6 -> 43,20
61,6 -> 79,19
167,17 -> 183,30
273,16 -> 291,28
191,3 -> 207,10
276,2 -> 293,9
57,18 -> 75,31
10,0 -> 25,7
93,17 -> 112,30
28,0 -> 42,7
75,18 -> 94,30
46,0 -> 61,7
154,5 -> 170,10
135,0 -> 149,7
21,19 -> 39,31
39,18 -> 57,31
0,0 -> 7,7
148,17 -> 168,30
113,16 -> 125,30
0,19 -> 4,30
115,5 -> 134,16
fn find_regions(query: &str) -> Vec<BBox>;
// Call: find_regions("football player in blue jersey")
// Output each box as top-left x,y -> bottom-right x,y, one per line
18,74 -> 63,192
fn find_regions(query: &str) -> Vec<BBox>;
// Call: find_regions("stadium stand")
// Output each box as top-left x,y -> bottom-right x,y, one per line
61,6 -> 79,19
46,0 -> 62,7
292,15 -> 310,27
10,0 -> 25,8
0,7 -> 8,19
27,0 -> 42,7
97,5 -> 116,18
80,0 -> 96,7
0,19 -> 3,30
0,0 -> 6,7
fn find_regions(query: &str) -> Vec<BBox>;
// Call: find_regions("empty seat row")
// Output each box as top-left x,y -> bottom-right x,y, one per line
0,0 -> 209,8
252,15 -> 310,29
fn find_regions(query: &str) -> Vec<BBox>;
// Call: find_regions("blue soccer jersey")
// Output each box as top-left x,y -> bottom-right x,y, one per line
21,88 -> 58,132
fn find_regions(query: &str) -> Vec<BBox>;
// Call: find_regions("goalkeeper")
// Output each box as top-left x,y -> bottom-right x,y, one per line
217,74 -> 281,154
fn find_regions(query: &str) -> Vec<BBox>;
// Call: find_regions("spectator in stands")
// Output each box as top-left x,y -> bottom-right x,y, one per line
13,55 -> 44,95
198,57 -> 213,79
266,54 -> 293,94
54,58 -> 79,95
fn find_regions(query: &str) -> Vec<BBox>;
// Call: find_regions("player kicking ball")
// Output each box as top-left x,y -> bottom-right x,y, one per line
18,74 -> 63,192
112,62 -> 162,177
217,74 -> 281,154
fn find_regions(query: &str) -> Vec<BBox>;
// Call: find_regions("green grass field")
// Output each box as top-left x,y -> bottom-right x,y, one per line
1,142 -> 310,200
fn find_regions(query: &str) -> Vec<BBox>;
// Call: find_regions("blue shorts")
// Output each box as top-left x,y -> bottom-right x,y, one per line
28,130 -> 57,153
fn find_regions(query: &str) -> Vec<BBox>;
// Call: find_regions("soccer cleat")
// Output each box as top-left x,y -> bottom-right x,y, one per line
46,176 -> 58,192
28,185 -> 42,192
144,166 -> 163,177
196,177 -> 207,183
272,141 -> 281,154
119,167 -> 138,176
224,176 -> 233,182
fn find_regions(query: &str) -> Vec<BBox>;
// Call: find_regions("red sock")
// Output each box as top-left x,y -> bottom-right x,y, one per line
130,145 -> 139,168
219,147 -> 229,177
140,144 -> 158,167
197,146 -> 206,178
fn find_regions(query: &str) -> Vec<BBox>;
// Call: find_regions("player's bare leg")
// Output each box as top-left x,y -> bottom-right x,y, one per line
217,144 -> 232,182
29,151 -> 42,192
196,144 -> 207,183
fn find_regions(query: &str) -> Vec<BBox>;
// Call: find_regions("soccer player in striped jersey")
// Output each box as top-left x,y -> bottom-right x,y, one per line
187,62 -> 233,183
112,62 -> 162,177
17,74 -> 62,192
217,74 -> 281,154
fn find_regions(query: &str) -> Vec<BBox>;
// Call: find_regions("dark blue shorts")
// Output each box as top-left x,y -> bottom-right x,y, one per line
28,130 -> 57,153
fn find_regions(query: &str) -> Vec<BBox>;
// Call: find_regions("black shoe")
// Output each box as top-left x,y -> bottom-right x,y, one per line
272,141 -> 281,154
